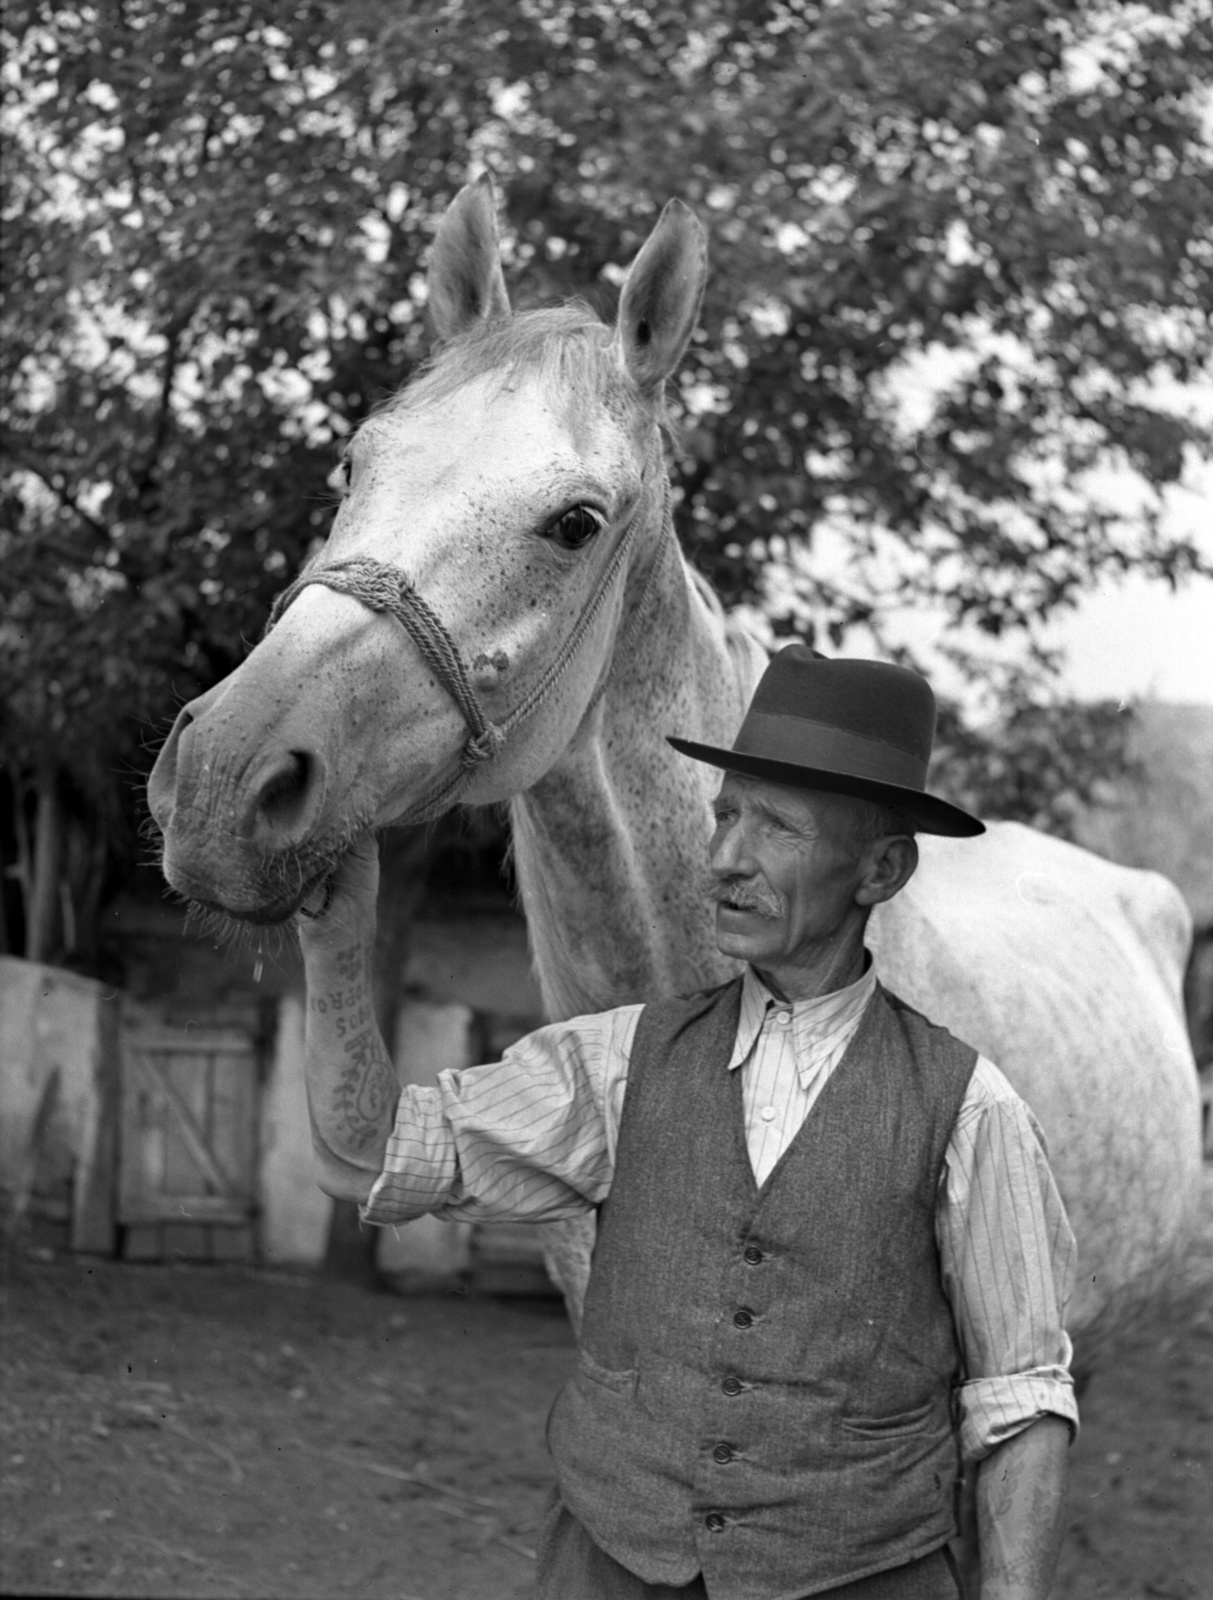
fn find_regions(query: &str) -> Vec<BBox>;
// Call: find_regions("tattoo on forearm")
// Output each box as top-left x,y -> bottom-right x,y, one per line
308,942 -> 397,1151
332,942 -> 364,984
335,1028 -> 397,1150
308,941 -> 373,1023
977,1419 -> 1069,1597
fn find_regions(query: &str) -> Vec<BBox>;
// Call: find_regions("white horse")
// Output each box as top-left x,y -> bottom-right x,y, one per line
148,177 -> 1202,1368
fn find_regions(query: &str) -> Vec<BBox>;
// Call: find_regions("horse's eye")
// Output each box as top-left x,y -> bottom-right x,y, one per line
542,504 -> 605,549
329,452 -> 352,494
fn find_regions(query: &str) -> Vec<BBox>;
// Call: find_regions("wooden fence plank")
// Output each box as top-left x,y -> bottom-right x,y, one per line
120,1195 -> 250,1224
123,1026 -> 252,1051
127,1048 -> 237,1198
123,1223 -> 163,1261
165,1224 -> 210,1260
163,1049 -> 210,1198
118,1015 -> 260,1259
71,996 -> 120,1255
212,1051 -> 254,1198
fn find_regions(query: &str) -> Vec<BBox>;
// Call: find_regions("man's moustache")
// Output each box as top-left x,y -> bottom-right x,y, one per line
700,874 -> 782,920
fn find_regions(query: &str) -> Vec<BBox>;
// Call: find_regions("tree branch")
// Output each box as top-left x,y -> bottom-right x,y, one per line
132,311 -> 195,500
0,429 -> 111,547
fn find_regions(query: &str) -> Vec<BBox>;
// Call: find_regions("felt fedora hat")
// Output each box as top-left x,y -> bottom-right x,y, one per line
668,644 -> 983,838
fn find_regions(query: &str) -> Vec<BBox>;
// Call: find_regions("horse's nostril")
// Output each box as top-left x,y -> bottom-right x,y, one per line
254,750 -> 315,833
148,705 -> 195,825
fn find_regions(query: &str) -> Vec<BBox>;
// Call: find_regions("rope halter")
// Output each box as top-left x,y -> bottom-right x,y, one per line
267,558 -> 505,772
263,444 -> 664,824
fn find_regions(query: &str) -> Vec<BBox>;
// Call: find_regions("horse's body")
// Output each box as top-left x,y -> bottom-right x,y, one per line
149,179 -> 1202,1366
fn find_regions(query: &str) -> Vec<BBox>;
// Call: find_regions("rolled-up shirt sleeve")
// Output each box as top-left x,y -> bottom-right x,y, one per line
361,1005 -> 641,1228
938,1056 -> 1080,1462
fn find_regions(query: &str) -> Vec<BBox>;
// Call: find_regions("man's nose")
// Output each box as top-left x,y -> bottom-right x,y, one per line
710,821 -> 752,877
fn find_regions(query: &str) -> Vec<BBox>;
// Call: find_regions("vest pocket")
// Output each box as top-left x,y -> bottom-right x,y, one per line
839,1396 -> 939,1438
576,1346 -> 639,1399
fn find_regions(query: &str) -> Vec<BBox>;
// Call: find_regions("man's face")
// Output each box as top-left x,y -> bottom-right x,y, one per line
707,774 -> 871,974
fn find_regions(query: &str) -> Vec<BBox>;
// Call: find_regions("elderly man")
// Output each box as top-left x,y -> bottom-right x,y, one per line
299,647 -> 1077,1600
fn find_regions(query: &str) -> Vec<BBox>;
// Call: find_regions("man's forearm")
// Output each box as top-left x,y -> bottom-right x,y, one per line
302,932 -> 400,1201
976,1414 -> 1070,1600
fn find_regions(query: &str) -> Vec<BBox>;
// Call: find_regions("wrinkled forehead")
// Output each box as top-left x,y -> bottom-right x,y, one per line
715,773 -> 864,838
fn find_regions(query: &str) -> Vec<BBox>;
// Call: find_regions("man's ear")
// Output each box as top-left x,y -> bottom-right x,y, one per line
856,836 -> 919,908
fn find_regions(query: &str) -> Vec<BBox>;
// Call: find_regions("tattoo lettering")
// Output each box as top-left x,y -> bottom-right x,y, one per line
308,943 -> 372,1018
307,940 -> 395,1152
333,943 -> 364,984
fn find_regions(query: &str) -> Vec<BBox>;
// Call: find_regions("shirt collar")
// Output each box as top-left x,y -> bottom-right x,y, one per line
727,956 -> 878,1077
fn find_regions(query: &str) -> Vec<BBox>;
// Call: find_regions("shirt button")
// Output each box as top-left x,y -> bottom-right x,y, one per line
733,1308 -> 754,1329
722,1376 -> 742,1396
776,1010 -> 792,1026
759,1105 -> 777,1123
743,1245 -> 764,1266
712,1442 -> 733,1464
705,1511 -> 726,1532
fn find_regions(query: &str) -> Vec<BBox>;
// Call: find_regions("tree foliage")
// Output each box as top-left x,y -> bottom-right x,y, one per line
2,0 -> 1210,962
930,677 -> 1140,838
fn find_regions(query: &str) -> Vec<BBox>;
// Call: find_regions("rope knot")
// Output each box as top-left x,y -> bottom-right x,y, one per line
463,722 -> 506,767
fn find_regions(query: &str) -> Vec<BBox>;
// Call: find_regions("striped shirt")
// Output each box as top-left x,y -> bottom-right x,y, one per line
365,962 -> 1078,1461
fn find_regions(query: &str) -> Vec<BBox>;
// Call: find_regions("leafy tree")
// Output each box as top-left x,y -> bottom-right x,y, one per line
929,672 -> 1140,838
2,0 -> 1210,965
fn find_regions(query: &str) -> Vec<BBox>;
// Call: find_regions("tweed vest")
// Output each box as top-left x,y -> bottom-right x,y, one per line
547,976 -> 977,1600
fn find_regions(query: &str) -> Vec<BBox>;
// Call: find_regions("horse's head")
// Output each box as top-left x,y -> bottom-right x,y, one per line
147,177 -> 707,922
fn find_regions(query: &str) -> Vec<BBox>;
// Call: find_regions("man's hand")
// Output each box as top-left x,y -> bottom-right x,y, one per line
297,832 -> 400,1202
976,1414 -> 1070,1599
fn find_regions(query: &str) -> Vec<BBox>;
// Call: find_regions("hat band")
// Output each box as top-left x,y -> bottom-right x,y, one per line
732,711 -> 928,792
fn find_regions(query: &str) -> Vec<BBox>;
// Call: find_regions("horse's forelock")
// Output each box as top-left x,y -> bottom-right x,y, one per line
379,303 -> 621,425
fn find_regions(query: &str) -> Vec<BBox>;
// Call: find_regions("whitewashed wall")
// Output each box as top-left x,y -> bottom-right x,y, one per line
258,991 -> 333,1265
0,956 -> 119,1252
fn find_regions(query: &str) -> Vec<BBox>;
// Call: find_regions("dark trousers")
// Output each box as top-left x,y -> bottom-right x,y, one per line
534,1493 -> 963,1600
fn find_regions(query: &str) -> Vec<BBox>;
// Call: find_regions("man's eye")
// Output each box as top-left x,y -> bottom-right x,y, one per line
541,504 -> 606,549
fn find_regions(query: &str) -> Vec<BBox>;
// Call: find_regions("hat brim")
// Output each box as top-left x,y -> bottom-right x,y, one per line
667,736 -> 985,838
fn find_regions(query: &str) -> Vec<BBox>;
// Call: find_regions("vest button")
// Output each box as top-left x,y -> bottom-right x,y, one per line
705,1511 -> 726,1532
743,1245 -> 764,1265
712,1442 -> 733,1464
733,1308 -> 754,1329
722,1376 -> 742,1396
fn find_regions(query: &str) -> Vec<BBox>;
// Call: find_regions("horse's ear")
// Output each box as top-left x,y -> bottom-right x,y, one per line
612,200 -> 708,393
427,173 -> 511,340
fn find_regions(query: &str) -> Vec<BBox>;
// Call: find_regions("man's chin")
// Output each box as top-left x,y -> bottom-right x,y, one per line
714,905 -> 776,962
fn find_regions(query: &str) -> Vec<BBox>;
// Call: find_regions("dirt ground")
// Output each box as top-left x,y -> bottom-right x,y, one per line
3,1174 -> 1211,1600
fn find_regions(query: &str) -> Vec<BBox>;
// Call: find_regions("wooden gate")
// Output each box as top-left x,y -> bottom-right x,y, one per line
119,1013 -> 259,1261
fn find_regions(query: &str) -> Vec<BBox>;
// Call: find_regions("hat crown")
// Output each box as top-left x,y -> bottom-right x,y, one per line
664,644 -> 983,837
751,646 -> 936,763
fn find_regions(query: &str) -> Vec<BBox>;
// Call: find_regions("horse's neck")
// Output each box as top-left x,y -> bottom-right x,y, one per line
509,510 -> 764,1022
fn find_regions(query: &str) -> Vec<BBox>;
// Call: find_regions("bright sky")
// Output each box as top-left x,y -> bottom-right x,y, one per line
862,354 -> 1213,711
787,464 -> 1213,714
1049,566 -> 1213,705
1046,468 -> 1213,706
